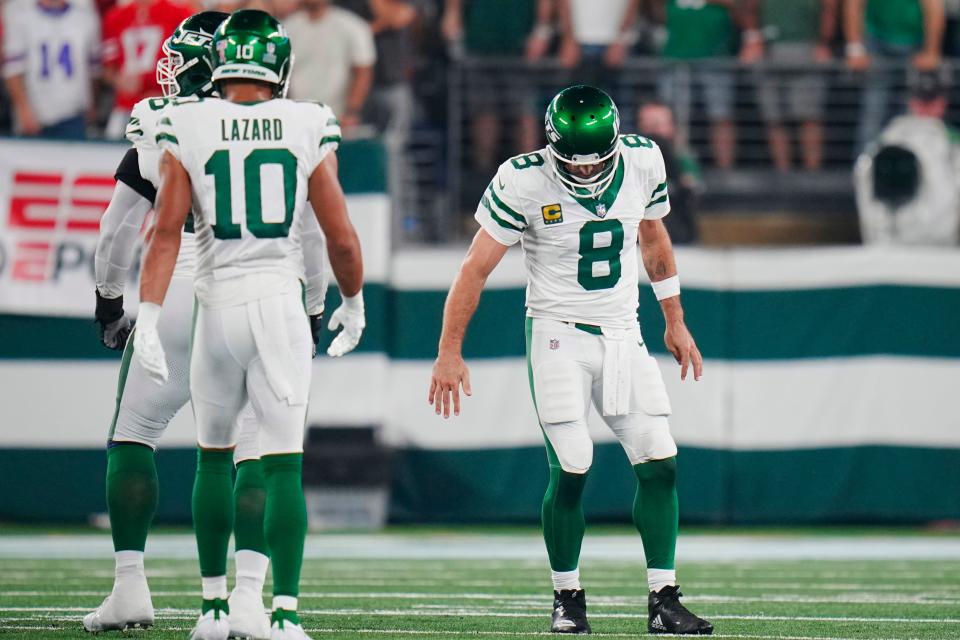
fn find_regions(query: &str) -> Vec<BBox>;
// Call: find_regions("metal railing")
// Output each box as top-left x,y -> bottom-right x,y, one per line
431,56 -> 956,242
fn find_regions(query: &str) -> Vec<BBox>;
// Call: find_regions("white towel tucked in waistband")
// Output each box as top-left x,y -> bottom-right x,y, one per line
601,327 -> 632,416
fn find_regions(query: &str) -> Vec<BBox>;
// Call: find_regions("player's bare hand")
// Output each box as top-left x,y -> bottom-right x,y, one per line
429,352 -> 472,418
664,320 -> 702,382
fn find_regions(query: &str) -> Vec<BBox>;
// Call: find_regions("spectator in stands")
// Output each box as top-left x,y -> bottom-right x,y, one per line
556,0 -> 642,72
854,70 -> 960,245
638,100 -> 701,244
366,0 -> 418,144
441,0 -> 551,172
285,0 -> 377,132
845,0 -> 946,153
2,0 -> 100,139
101,0 -> 194,138
742,0 -> 839,172
656,0 -> 747,169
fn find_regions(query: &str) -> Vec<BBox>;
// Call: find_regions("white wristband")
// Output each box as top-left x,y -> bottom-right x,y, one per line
341,290 -> 364,312
137,302 -> 162,332
651,275 -> 680,301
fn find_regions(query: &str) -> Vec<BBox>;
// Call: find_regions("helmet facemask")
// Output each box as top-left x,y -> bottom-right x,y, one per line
548,142 -> 621,199
156,39 -> 185,97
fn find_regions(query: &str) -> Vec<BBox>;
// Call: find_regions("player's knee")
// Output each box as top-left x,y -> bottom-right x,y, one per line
259,421 -> 306,456
111,413 -> 165,450
635,455 -> 678,486
545,425 -> 593,474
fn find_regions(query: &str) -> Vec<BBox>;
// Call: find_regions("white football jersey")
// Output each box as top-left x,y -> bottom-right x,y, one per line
156,97 -> 340,307
1,0 -> 100,127
127,96 -> 197,278
475,136 -> 670,328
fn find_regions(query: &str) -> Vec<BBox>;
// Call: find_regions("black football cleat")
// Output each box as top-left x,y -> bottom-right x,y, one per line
648,585 -> 713,635
551,589 -> 591,634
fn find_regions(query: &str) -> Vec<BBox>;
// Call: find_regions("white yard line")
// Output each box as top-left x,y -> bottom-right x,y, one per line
2,534 -> 960,561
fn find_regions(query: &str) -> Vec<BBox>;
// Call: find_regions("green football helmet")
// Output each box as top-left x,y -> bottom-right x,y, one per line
156,11 -> 229,98
209,10 -> 293,98
545,85 -> 621,198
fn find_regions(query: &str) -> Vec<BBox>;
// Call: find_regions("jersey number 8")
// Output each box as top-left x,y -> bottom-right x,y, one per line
578,219 -> 623,290
204,148 -> 297,239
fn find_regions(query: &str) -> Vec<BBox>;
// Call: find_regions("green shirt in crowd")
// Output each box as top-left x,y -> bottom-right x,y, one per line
662,0 -> 735,59
761,0 -> 821,44
464,0 -> 536,56
866,0 -> 924,47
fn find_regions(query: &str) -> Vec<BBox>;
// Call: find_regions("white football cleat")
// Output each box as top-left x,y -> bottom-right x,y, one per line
189,606 -> 230,640
228,586 -> 270,639
270,621 -> 312,640
82,576 -> 154,632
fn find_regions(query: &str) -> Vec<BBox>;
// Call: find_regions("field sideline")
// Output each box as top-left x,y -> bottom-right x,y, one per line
1,528 -> 959,639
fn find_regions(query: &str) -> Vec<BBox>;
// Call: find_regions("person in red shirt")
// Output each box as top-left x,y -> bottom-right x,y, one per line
101,0 -> 194,137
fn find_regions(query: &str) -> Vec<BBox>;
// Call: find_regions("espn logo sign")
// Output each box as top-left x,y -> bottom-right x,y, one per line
9,171 -> 114,231
3,171 -> 116,283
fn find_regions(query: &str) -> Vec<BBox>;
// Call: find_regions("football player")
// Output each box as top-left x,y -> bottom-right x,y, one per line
429,85 -> 713,635
86,12 -> 333,639
134,10 -> 364,640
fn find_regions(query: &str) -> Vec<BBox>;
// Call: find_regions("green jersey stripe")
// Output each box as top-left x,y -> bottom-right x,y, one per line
487,184 -> 525,225
320,135 -> 342,146
648,194 -> 668,207
650,182 -> 667,197
156,132 -> 179,145
482,195 -> 523,232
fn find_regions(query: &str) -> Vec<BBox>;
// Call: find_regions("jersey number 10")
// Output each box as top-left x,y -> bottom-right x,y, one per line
204,148 -> 297,239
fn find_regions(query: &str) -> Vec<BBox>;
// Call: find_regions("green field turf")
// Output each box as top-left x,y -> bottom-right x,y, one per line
1,532 -> 960,639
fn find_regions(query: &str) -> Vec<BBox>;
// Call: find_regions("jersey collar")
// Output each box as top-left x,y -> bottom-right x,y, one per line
570,155 -> 625,217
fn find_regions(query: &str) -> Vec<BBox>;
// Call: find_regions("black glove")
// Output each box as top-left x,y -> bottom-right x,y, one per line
95,290 -> 134,351
309,313 -> 323,357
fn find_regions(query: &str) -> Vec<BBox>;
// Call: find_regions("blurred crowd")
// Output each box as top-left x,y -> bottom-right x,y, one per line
1,0 -> 959,245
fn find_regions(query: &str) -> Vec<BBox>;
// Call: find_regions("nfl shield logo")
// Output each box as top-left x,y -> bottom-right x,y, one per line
549,339 -> 560,350
595,203 -> 607,218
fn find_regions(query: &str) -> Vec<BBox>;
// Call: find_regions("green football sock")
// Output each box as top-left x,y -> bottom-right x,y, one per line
106,443 -> 159,552
234,459 -> 269,555
263,453 -> 307,598
542,465 -> 588,572
632,457 -> 679,570
192,449 -> 235,578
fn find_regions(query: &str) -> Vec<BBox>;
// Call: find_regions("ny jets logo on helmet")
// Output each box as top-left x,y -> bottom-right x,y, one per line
156,11 -> 229,98
544,85 -> 622,199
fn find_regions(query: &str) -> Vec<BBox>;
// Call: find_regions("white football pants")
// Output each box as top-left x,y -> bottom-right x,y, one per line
190,287 -> 312,456
526,317 -> 678,474
109,275 -> 261,463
